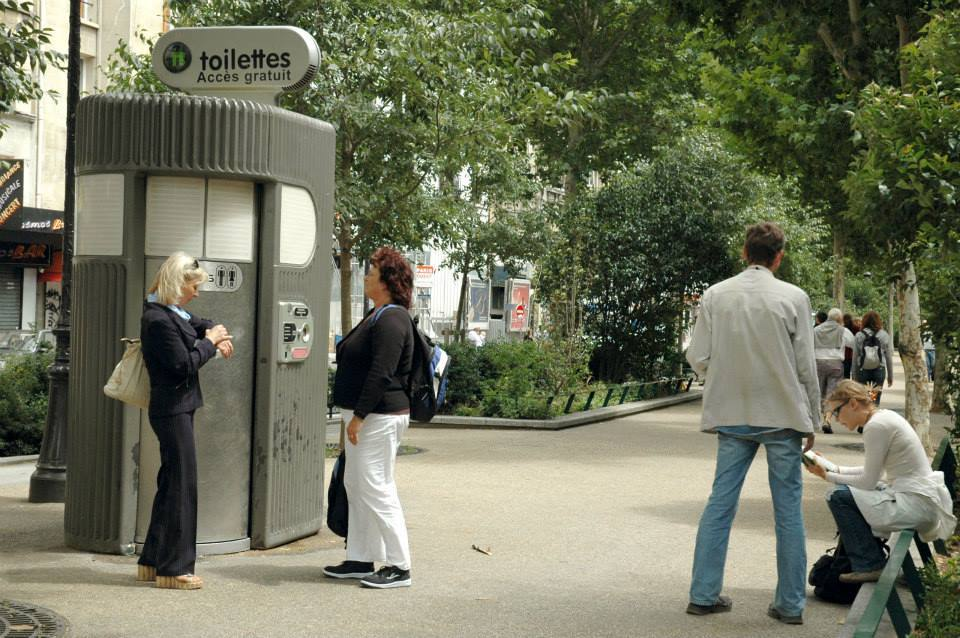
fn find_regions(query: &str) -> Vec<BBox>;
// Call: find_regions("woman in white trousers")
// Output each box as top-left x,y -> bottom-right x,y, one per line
326,247 -> 415,588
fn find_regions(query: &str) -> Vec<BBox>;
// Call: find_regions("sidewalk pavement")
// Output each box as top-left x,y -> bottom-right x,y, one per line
0,356 -> 951,638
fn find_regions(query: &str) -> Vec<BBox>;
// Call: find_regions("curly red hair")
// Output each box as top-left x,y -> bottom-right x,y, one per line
370,246 -> 413,309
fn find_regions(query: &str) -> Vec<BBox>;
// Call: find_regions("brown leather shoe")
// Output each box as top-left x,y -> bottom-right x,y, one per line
155,574 -> 203,590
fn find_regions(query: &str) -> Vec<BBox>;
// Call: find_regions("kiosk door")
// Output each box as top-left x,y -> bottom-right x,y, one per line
136,176 -> 258,553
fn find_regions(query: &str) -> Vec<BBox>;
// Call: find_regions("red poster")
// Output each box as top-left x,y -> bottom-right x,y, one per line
508,279 -> 530,332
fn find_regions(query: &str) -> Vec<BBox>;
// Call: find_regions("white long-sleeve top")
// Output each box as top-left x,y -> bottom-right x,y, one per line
686,265 -> 820,433
827,409 -> 956,541
827,410 -> 932,489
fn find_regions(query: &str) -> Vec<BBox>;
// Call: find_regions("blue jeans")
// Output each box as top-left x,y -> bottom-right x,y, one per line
690,428 -> 807,616
826,485 -> 886,572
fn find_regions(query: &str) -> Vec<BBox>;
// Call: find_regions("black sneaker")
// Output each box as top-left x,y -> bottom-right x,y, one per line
767,604 -> 803,625
686,595 -> 732,615
822,424 -> 833,434
323,561 -> 375,579
360,565 -> 411,589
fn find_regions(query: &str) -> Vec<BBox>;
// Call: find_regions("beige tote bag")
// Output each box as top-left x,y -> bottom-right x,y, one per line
103,338 -> 150,409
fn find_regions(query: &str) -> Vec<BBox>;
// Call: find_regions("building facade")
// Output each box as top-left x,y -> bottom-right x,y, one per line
0,0 -> 165,331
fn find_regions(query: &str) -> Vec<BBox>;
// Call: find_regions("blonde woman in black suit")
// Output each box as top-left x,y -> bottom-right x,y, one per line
137,253 -> 233,590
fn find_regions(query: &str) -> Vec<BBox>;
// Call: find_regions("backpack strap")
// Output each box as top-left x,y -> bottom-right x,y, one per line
370,303 -> 401,324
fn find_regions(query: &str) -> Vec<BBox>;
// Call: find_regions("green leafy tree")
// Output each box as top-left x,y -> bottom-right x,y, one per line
102,0 -> 553,333
577,133 -> 747,382
0,0 -> 65,138
682,0 -> 941,307
843,9 -> 960,447
538,130 -> 829,381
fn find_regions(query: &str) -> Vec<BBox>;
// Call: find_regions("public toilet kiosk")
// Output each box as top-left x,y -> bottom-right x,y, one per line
64,27 -> 334,554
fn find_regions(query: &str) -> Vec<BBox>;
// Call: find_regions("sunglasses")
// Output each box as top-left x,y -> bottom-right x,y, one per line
830,399 -> 849,421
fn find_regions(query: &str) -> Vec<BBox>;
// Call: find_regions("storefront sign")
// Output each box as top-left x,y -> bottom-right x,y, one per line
152,27 -> 320,104
0,160 -> 24,228
414,264 -> 434,288
0,242 -> 52,266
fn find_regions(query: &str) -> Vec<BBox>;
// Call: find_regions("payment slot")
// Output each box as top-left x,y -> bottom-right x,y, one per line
278,301 -> 312,362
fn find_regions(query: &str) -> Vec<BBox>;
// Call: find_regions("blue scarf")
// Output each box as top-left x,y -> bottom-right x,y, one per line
147,292 -> 191,321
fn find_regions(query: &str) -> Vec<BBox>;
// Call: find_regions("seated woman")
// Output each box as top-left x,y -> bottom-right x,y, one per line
804,380 -> 956,583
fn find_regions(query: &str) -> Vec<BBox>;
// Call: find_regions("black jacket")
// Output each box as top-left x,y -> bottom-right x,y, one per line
333,306 -> 414,418
140,301 -> 217,419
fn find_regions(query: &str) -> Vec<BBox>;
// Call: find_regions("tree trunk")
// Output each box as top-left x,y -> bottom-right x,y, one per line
896,15 -> 912,87
896,262 -> 931,451
888,283 -> 896,345
338,233 -> 354,336
833,230 -> 845,308
455,259 -> 470,344
930,336 -> 948,414
563,121 -> 583,336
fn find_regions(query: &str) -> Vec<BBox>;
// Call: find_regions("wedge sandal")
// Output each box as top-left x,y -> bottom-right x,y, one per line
155,574 -> 203,590
136,565 -> 156,582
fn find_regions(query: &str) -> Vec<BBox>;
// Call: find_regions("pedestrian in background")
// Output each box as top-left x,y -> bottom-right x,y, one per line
814,308 -> 854,434
138,252 -> 233,591
852,311 -> 894,405
923,333 -> 935,382
842,313 -> 859,379
327,246 -> 415,589
685,222 -> 820,626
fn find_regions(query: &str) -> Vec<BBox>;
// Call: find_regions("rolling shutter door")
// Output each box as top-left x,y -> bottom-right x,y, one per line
0,267 -> 22,329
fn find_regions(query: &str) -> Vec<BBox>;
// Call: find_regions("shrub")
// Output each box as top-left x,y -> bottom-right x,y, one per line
914,549 -> 960,637
442,339 -> 592,419
0,351 -> 53,456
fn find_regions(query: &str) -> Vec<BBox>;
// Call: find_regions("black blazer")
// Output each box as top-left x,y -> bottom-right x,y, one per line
140,301 -> 217,419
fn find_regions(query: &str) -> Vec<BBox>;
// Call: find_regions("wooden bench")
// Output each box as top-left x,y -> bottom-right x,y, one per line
838,436 -> 957,638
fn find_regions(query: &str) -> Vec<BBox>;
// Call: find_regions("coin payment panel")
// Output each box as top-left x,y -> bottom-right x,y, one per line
278,301 -> 313,362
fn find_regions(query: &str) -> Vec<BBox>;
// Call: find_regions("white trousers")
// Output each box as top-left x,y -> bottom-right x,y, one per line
342,409 -> 411,570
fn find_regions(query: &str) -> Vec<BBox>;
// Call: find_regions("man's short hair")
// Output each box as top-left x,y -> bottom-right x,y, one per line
827,307 -> 843,322
816,310 -> 828,324
744,222 -> 785,266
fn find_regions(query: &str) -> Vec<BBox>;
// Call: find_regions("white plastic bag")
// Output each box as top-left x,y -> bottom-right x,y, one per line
103,338 -> 150,409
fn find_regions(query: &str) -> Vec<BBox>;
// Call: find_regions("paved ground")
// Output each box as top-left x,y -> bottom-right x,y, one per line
0,357 -> 951,638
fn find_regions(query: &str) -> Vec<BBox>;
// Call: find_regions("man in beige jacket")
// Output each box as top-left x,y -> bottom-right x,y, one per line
685,221 -> 820,625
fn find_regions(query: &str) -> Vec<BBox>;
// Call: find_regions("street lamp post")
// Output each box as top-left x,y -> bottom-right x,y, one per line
29,0 -> 79,503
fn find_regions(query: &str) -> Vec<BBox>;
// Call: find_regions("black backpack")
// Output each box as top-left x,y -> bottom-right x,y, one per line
808,541 -> 862,604
808,537 -> 888,604
372,305 -> 451,423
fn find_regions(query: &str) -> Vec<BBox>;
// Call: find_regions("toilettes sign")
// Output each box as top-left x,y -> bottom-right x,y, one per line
152,26 -> 320,104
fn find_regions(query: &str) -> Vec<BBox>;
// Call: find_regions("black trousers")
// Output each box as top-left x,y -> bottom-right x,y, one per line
857,368 -> 886,405
138,410 -> 198,576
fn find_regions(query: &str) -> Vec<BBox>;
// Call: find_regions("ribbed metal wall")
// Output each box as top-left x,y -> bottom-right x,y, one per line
64,260 -> 128,551
66,93 -> 335,552
76,94 -> 272,176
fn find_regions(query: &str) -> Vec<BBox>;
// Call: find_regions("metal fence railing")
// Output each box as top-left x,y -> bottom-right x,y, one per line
328,376 -> 695,420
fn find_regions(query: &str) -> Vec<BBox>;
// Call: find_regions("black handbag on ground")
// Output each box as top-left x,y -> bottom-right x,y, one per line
808,540 -> 862,604
326,450 -> 348,538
